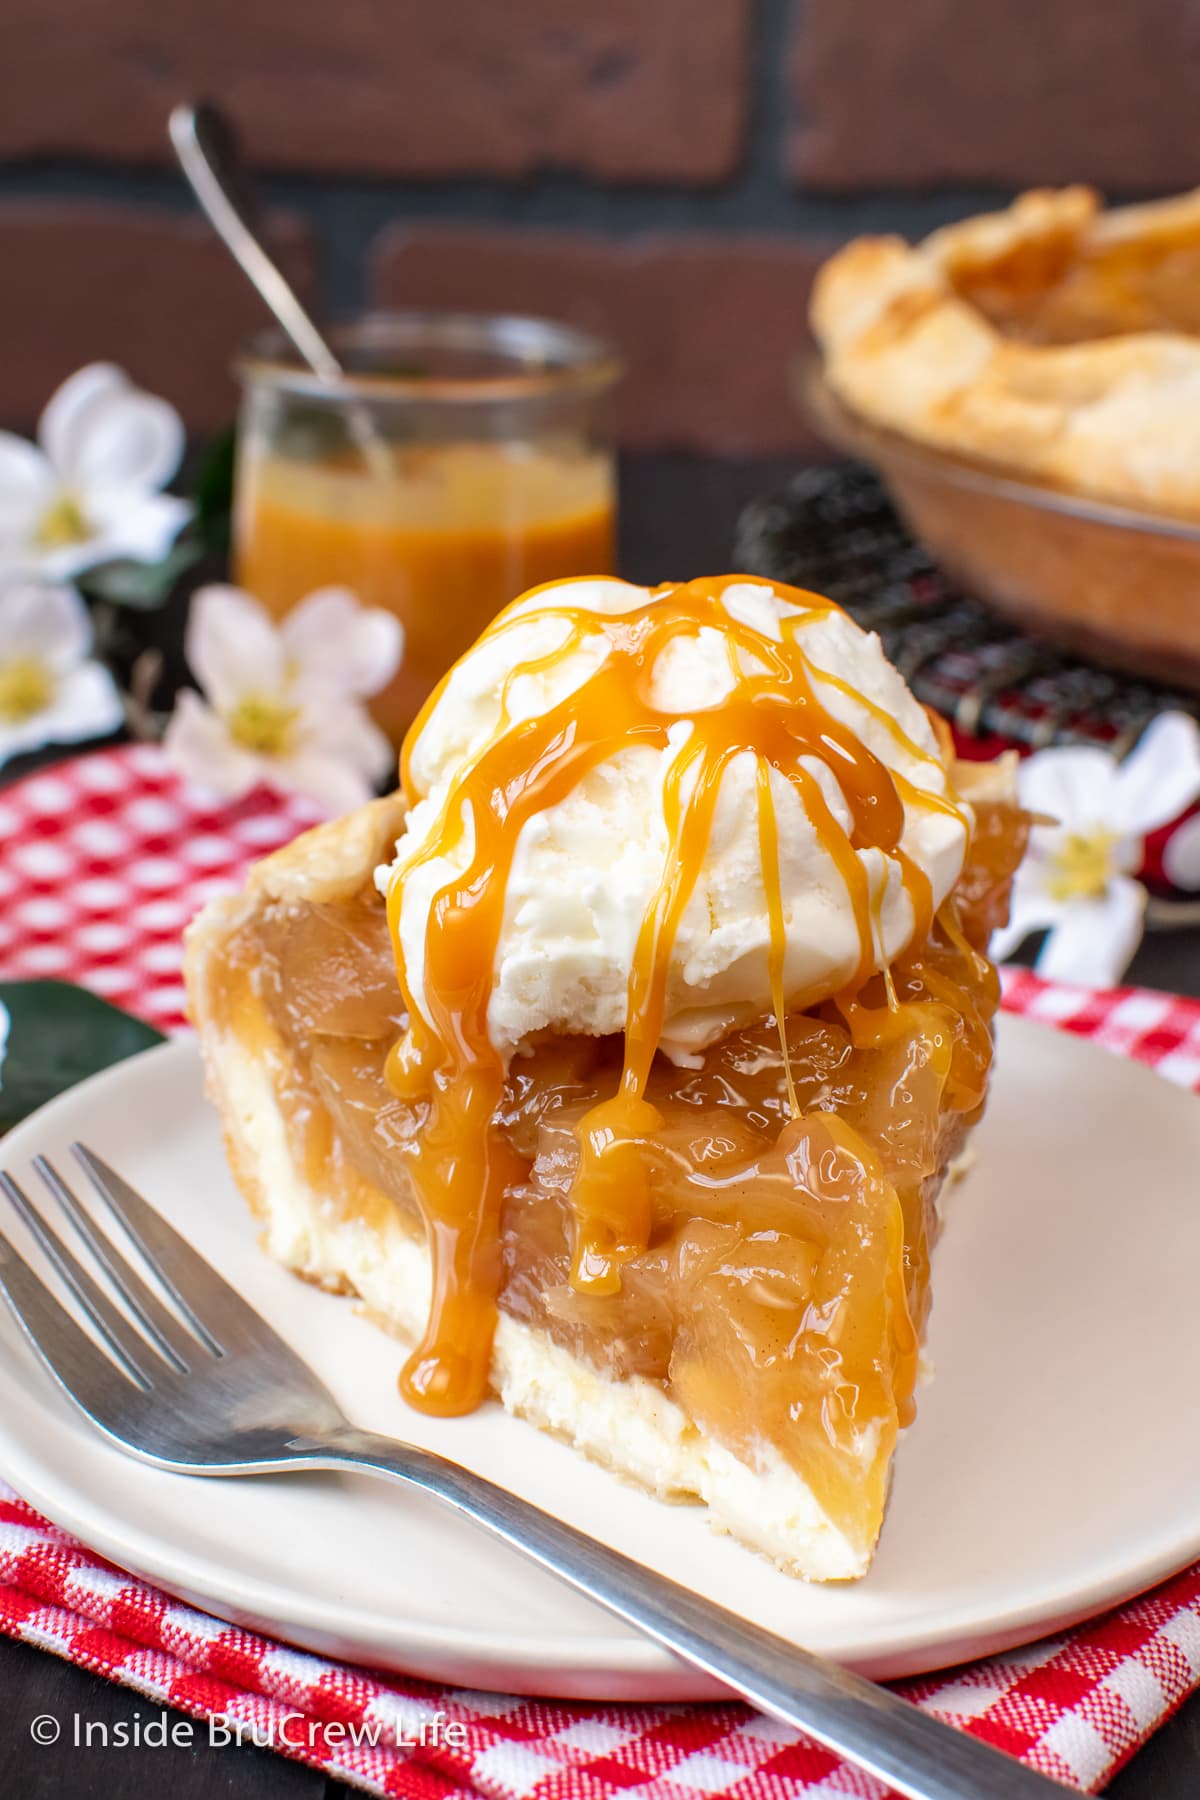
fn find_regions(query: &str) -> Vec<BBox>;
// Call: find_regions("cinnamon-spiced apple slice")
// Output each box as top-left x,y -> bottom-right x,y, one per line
185,577 -> 1027,1580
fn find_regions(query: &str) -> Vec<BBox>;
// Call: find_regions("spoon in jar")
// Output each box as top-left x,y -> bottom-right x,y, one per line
168,100 -> 393,479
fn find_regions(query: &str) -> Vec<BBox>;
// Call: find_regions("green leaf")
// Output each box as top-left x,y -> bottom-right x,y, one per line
193,425 -> 237,553
77,538 -> 205,611
0,982 -> 165,1134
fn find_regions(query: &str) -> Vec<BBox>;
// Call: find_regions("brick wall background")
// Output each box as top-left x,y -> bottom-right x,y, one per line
2,0 -> 1197,452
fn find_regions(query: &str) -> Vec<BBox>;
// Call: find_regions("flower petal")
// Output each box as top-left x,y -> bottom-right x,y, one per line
81,492 -> 192,568
1109,712 -> 1200,838
304,699 -> 395,783
0,659 -> 123,770
38,364 -> 129,474
0,581 -> 93,672
988,866 -> 1069,963
70,394 -> 185,500
1162,811 -> 1200,892
41,364 -> 184,496
1034,876 -> 1147,988
184,586 -> 286,708
272,748 -> 378,815
36,661 -> 126,739
0,433 -> 55,559
162,689 -> 263,800
281,588 -> 405,699
1016,744 -> 1118,832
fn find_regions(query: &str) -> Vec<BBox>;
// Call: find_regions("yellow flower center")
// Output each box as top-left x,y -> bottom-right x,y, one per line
35,492 -> 92,549
0,656 -> 54,724
1044,828 -> 1120,902
226,693 -> 300,756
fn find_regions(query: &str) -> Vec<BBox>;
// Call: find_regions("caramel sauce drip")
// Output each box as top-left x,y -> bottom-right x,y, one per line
383,575 -> 970,1415
236,791 -> 1025,1545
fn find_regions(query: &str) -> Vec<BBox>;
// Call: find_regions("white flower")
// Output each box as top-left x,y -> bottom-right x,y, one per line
1163,808 -> 1200,891
0,581 -> 125,770
991,713 -> 1200,986
0,363 -> 191,579
163,584 -> 404,814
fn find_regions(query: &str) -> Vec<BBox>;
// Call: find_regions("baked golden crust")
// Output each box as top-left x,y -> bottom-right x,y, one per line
811,186 -> 1200,520
183,761 -> 1020,1581
182,796 -> 885,1579
182,797 -> 409,1236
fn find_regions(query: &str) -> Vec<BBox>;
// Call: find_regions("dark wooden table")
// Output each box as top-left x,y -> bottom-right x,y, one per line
2,453 -> 1198,1796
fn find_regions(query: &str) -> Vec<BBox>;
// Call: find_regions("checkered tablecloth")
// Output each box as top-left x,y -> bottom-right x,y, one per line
0,744 -> 323,1032
2,743 -> 1199,1798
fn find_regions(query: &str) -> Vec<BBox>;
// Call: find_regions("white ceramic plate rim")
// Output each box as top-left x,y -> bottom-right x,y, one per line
1,1024 -> 1199,1697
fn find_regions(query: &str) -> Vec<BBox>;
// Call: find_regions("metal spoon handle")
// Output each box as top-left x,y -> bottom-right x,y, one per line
169,101 -> 391,477
169,103 -> 337,380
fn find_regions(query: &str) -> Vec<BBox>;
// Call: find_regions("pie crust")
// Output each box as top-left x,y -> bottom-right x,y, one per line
184,759 -> 1023,1583
811,186 -> 1200,520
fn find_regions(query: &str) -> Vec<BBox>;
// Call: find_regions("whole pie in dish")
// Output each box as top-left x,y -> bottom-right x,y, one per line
811,185 -> 1200,520
185,576 -> 1027,1581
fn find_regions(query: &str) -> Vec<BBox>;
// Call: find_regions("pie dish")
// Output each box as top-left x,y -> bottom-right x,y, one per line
811,185 -> 1200,521
185,576 -> 1027,1582
798,357 -> 1200,689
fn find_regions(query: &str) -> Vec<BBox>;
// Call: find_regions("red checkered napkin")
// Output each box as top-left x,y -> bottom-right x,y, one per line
2,743 -> 1200,1798
2,1484 -> 1199,1798
0,744 -> 322,1032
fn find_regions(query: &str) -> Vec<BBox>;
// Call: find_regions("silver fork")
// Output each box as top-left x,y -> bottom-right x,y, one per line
0,1145 -> 1064,1800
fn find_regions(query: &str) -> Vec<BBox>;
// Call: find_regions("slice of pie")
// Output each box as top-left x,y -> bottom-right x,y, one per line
185,576 -> 1027,1580
811,184 -> 1200,521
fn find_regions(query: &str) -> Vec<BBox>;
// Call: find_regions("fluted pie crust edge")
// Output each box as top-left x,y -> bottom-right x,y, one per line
811,186 -> 1200,522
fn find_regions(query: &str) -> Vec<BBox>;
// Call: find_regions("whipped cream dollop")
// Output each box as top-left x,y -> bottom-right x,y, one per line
378,578 -> 971,1065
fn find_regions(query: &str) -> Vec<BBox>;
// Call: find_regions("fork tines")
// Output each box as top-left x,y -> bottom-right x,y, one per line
0,1142 -> 343,1466
0,1149 -> 216,1392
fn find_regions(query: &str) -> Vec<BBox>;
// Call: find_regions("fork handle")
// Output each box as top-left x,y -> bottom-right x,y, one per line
300,1429 -> 1060,1800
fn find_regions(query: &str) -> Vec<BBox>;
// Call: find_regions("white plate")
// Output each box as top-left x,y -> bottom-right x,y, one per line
1,1020 -> 1198,1700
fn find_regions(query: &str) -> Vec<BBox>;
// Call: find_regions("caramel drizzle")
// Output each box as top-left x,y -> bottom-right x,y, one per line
755,760 -> 800,1121
385,576 -> 969,1414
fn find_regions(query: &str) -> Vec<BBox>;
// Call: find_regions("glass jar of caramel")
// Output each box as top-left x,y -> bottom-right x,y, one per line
233,312 -> 620,745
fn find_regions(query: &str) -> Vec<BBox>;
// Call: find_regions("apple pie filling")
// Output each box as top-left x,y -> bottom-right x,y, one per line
211,791 -> 1024,1550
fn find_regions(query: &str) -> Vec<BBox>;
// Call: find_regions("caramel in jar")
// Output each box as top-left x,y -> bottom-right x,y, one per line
236,444 -> 614,745
234,311 -> 621,743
